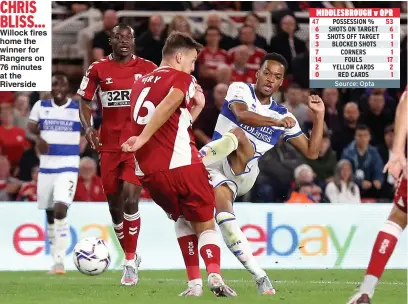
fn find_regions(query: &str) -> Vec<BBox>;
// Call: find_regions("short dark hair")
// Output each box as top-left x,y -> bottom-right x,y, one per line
162,31 -> 203,57
205,26 -> 221,36
111,23 -> 134,36
259,53 -> 288,73
356,124 -> 370,132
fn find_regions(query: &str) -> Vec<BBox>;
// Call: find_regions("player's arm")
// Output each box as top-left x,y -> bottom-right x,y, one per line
286,95 -> 325,160
230,102 -> 293,128
226,82 -> 294,128
383,90 -> 407,178
77,65 -> 100,150
392,91 -> 407,156
190,83 -> 205,122
27,101 -> 49,154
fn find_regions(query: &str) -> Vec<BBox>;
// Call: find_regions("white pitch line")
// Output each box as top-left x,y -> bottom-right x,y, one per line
45,277 -> 406,286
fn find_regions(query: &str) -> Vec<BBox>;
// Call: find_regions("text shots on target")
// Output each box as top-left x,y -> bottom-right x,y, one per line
309,8 -> 400,89
0,1 -> 52,91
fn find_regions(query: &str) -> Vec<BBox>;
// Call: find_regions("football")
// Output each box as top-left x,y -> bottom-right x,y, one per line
73,237 -> 111,276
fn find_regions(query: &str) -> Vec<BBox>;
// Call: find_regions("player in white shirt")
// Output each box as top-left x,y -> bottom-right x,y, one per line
199,53 -> 326,294
28,72 -> 81,274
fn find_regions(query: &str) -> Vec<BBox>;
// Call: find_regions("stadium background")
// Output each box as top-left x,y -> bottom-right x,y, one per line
0,1 -> 407,274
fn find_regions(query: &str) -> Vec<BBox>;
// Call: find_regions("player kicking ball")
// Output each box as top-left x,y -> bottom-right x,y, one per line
78,24 -> 157,286
347,88 -> 407,304
122,31 -> 236,297
194,53 -> 326,294
28,73 -> 81,274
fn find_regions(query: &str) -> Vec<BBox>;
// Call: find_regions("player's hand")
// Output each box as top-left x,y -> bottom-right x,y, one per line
121,136 -> 146,153
383,153 -> 407,180
277,117 -> 296,128
362,180 -> 372,190
193,84 -> 205,108
85,127 -> 100,150
373,180 -> 382,190
36,137 -> 49,154
308,95 -> 325,115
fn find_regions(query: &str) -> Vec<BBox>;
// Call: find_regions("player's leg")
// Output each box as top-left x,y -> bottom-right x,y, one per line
52,172 -> 78,274
199,129 -> 239,167
175,217 -> 202,296
348,204 -> 407,304
100,152 -> 126,250
181,164 -> 237,297
211,129 -> 275,294
119,154 -> 143,286
214,184 -> 274,294
37,173 -> 57,273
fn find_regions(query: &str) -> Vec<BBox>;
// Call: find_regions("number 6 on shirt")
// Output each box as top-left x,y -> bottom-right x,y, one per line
133,87 -> 156,125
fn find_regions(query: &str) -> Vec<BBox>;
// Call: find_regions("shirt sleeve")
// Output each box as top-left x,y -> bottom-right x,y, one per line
77,62 -> 99,101
172,73 -> 196,106
28,100 -> 41,123
225,82 -> 254,109
282,112 -> 304,141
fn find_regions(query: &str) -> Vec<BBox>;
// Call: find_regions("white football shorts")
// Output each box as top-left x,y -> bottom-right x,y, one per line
37,172 -> 78,210
206,157 -> 259,200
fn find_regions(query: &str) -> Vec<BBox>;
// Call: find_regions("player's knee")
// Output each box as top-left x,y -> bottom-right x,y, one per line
175,217 -> 194,237
230,127 -> 247,144
54,203 -> 68,220
388,206 -> 407,229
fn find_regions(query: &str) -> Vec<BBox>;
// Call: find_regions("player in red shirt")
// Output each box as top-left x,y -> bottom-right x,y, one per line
122,32 -> 236,297
348,87 -> 407,304
227,25 -> 267,74
77,24 -> 157,286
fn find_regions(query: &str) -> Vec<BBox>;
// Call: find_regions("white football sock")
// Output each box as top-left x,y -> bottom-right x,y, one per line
216,212 -> 266,280
54,218 -> 69,265
47,224 -> 55,260
360,275 -> 378,297
199,132 -> 238,166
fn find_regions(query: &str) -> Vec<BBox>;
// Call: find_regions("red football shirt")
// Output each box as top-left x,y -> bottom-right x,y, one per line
130,66 -> 202,175
77,54 -> 157,152
227,46 -> 267,73
198,47 -> 228,70
230,65 -> 257,84
74,175 -> 107,202
0,126 -> 31,166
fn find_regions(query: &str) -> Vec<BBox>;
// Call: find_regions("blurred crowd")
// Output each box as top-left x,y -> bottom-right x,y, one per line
1,1 -> 406,203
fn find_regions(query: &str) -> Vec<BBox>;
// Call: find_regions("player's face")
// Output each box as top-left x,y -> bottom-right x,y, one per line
51,76 -> 69,102
110,27 -> 134,57
179,48 -> 198,74
255,60 -> 284,97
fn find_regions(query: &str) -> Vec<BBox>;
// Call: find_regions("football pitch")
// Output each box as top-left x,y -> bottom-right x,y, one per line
1,269 -> 406,304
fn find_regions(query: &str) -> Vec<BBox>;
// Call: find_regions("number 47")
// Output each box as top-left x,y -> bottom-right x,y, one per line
133,87 -> 156,125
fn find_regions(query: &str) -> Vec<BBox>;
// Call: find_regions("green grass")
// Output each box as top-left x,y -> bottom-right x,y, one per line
0,270 -> 406,304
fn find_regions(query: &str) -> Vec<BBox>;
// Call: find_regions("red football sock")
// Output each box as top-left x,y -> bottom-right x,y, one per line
178,235 -> 201,280
366,221 -> 402,279
112,222 -> 125,250
198,230 -> 221,275
123,212 -> 141,260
